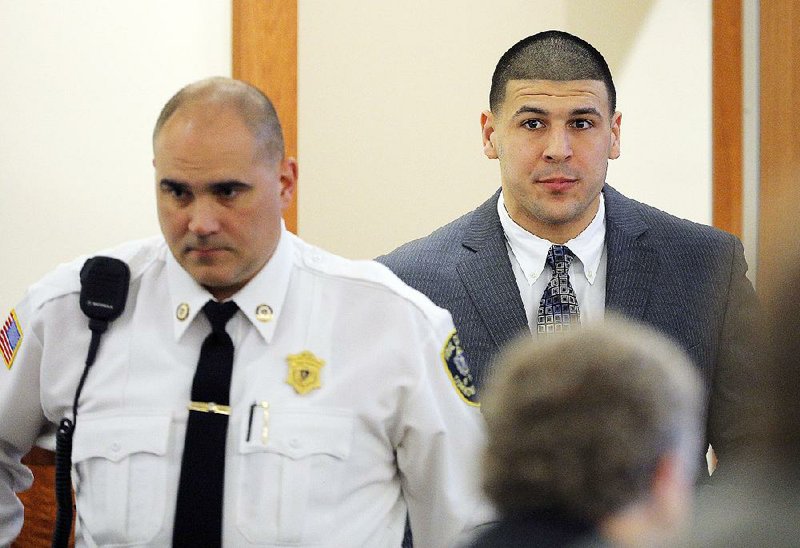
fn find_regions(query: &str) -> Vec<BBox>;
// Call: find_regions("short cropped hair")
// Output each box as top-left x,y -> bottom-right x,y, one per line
489,30 -> 616,115
481,317 -> 702,523
152,77 -> 285,162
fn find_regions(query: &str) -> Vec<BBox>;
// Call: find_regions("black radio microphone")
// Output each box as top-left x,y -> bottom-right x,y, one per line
53,256 -> 130,548
79,256 -> 130,331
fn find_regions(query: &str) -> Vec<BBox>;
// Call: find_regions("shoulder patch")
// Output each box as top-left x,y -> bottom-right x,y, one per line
441,330 -> 479,407
1,310 -> 24,369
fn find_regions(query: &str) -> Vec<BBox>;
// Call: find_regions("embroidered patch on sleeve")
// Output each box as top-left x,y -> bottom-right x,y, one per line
441,330 -> 479,407
1,310 -> 24,369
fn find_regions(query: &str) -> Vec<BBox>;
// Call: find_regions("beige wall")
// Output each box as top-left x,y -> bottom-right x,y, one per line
297,0 -> 712,258
0,0 -> 712,315
0,0 -> 231,316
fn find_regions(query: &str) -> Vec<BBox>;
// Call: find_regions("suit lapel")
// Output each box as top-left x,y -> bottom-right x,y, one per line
455,186 -> 658,344
457,191 -> 529,350
603,186 -> 658,320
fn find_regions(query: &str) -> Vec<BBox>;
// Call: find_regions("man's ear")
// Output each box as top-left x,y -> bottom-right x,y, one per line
279,157 -> 298,209
481,111 -> 499,159
609,111 -> 622,160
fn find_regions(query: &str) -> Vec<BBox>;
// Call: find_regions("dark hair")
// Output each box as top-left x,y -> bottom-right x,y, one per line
152,77 -> 285,162
489,30 -> 616,115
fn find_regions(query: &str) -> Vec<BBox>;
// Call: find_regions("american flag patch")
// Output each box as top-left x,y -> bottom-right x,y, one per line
1,310 -> 23,369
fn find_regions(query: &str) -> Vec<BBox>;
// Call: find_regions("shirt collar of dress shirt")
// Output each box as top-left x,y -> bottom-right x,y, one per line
166,223 -> 293,343
497,191 -> 606,285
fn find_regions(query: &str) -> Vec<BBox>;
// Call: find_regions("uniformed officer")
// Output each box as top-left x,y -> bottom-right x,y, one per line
0,77 -> 489,547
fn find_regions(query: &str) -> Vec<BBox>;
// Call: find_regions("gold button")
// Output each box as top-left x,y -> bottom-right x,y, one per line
176,303 -> 190,321
255,304 -> 273,323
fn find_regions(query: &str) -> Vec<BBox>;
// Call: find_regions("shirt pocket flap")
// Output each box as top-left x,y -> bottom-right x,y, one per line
240,407 -> 354,460
72,414 -> 172,463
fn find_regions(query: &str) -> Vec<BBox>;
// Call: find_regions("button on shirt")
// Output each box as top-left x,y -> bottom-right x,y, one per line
497,192 -> 607,329
0,228 -> 489,547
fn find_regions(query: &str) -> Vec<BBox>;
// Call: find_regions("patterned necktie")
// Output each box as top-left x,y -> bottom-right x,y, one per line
536,245 -> 581,334
173,300 -> 238,547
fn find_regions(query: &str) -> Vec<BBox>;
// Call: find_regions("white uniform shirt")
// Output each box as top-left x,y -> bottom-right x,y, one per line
0,229 -> 489,547
497,193 -> 607,329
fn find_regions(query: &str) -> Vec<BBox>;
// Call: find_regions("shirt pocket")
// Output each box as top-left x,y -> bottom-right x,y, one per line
235,406 -> 354,545
71,413 -> 171,546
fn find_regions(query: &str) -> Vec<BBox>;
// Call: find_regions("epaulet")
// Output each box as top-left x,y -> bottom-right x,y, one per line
23,236 -> 163,311
291,233 -> 450,323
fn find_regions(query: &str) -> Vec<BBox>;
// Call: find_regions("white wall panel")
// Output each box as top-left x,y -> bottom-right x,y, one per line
0,0 -> 231,315
297,0 -> 712,259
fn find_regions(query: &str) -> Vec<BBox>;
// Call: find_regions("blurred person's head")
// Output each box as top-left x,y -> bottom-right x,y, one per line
481,317 -> 702,546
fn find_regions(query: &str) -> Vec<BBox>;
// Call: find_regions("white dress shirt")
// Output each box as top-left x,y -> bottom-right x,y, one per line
498,192 -> 607,330
0,228 -> 489,547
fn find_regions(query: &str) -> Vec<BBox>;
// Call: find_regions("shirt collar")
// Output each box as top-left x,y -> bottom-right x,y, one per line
167,225 -> 294,343
497,192 -> 606,285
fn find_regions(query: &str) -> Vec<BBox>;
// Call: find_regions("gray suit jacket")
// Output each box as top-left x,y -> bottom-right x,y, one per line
378,185 -> 759,461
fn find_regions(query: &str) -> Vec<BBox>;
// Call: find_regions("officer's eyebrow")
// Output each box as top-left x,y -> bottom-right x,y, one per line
159,179 -> 188,192
159,179 -> 251,191
209,180 -> 250,191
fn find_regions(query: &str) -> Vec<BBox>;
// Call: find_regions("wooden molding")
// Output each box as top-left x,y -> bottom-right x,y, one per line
757,1 -> 800,297
712,0 -> 743,238
233,0 -> 298,234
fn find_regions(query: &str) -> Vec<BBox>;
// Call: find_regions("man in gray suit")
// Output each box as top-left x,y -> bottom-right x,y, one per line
378,30 -> 759,470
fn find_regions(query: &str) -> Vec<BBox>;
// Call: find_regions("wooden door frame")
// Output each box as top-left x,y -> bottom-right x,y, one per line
233,1 -> 743,239
756,0 -> 800,297
233,0 -> 298,234
712,0 -> 744,238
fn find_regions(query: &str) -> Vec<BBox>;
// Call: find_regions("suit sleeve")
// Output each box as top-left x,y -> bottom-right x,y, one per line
705,236 -> 763,468
395,309 -> 494,548
0,299 -> 48,545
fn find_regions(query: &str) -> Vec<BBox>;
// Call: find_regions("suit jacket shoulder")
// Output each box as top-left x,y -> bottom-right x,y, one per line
604,184 -> 738,250
378,190 -> 527,389
377,198 -> 482,281
602,185 -> 746,321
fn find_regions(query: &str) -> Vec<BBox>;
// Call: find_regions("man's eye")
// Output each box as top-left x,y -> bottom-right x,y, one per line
572,119 -> 594,129
523,119 -> 545,129
161,183 -> 189,199
216,186 -> 239,199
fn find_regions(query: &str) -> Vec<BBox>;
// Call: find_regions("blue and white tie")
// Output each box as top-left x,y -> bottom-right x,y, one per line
536,245 -> 581,333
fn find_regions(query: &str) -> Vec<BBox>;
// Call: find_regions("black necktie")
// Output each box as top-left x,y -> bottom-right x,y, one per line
173,300 -> 238,547
536,245 -> 581,333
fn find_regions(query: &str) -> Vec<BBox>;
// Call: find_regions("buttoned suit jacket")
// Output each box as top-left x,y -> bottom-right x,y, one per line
378,185 -> 759,462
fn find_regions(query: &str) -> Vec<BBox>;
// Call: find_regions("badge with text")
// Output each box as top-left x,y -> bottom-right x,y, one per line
441,330 -> 479,407
286,350 -> 325,395
1,310 -> 24,370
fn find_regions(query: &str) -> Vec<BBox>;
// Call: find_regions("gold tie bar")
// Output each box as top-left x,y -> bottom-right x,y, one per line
188,401 -> 231,415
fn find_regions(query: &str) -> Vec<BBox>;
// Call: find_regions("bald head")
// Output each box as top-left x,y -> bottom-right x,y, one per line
153,77 -> 285,163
